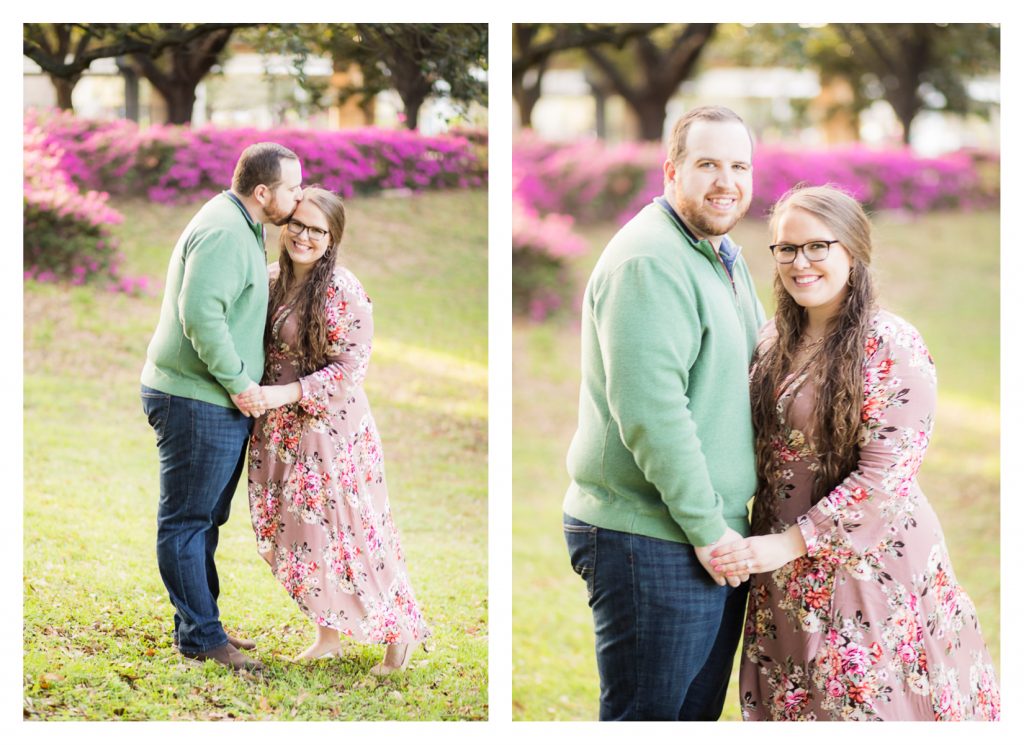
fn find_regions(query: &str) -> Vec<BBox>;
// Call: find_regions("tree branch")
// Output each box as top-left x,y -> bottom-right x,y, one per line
512,23 -> 663,78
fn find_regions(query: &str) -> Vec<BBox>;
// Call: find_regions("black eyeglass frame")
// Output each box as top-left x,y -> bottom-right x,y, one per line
286,219 -> 330,242
768,239 -> 841,264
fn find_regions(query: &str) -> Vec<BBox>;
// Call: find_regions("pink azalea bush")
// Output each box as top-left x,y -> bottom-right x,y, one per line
512,131 -> 998,321
514,133 -> 1000,227
511,197 -> 589,321
26,108 -> 486,205
743,146 -> 999,219
511,133 -> 598,320
515,132 -> 663,223
23,121 -> 127,287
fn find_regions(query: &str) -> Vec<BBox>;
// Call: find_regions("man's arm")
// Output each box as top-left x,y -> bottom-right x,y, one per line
594,256 -> 728,548
178,230 -> 258,398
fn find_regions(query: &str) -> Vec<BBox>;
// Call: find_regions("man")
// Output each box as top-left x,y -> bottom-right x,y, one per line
140,142 -> 303,672
562,106 -> 765,720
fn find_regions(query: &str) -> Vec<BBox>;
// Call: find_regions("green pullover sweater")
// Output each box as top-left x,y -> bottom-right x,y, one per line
141,192 -> 268,408
563,200 -> 765,547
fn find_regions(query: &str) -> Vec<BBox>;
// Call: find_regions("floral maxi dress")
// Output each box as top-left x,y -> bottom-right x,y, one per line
739,310 -> 998,721
248,266 -> 429,644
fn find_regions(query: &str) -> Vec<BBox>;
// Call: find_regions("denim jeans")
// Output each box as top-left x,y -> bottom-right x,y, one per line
141,385 -> 252,654
564,514 -> 748,721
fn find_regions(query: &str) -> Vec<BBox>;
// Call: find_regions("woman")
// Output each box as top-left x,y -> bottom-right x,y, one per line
710,185 -> 999,720
243,186 -> 430,672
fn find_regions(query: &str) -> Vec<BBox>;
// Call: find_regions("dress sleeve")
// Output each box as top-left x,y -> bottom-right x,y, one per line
796,318 -> 937,559
296,270 -> 373,420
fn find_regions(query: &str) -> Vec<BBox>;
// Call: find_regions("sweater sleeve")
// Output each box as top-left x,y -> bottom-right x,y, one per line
177,229 -> 255,395
593,256 -> 727,546
297,271 -> 373,423
797,320 -> 937,559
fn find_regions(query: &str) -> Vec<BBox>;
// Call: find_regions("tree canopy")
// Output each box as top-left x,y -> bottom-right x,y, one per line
511,23 -> 1000,144
24,23 -> 252,122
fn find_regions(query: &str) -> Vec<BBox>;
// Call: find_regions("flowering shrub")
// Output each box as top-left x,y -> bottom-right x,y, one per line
743,146 -> 999,219
512,198 -> 588,321
511,132 -> 999,321
513,133 -> 1000,227
515,132 -> 663,223
23,122 -> 126,287
26,109 -> 486,205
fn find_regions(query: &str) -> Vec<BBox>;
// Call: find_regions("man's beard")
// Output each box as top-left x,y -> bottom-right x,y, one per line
675,192 -> 747,239
265,194 -> 295,226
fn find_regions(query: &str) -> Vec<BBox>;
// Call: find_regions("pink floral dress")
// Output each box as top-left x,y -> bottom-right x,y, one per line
740,310 -> 998,721
247,266 -> 429,644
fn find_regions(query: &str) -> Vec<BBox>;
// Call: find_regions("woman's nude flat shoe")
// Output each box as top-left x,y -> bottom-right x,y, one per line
370,643 -> 415,675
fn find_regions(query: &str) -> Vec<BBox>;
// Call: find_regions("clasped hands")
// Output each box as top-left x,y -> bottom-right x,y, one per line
697,524 -> 808,586
230,381 -> 295,418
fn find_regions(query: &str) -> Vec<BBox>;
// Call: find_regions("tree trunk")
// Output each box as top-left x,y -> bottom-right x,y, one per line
391,64 -> 432,130
635,95 -> 670,141
130,27 -> 233,126
584,24 -> 716,142
399,89 -> 427,130
888,91 -> 919,145
512,66 -> 544,128
163,84 -> 199,125
51,76 -> 77,110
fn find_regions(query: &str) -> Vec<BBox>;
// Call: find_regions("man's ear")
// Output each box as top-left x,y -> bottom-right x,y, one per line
663,158 -> 676,188
253,184 -> 269,205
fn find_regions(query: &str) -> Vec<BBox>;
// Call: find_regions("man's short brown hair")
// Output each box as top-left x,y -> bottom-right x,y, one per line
666,106 -> 752,166
231,142 -> 299,197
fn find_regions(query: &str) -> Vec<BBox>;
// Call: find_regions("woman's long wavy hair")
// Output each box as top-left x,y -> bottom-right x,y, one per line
749,185 -> 877,535
264,186 -> 346,376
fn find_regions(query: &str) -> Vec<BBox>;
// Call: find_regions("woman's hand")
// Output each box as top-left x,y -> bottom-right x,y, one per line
231,381 -> 264,417
709,525 -> 807,577
695,527 -> 748,587
259,382 -> 302,410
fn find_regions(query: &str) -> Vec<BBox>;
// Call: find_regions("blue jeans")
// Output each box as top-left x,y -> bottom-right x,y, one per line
141,385 -> 251,654
564,514 -> 748,721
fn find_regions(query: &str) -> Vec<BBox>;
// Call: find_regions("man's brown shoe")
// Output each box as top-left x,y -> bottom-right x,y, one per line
174,634 -> 256,651
181,642 -> 265,673
227,634 -> 256,650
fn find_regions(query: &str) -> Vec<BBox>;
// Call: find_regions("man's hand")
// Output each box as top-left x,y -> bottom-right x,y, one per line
695,527 -> 748,587
231,381 -> 264,418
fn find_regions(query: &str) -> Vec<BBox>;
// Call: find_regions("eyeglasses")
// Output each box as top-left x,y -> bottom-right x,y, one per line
768,239 -> 840,264
286,219 -> 329,242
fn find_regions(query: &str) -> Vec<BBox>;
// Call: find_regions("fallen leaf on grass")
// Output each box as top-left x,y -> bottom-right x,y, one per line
144,648 -> 156,657
117,669 -> 142,684
353,676 -> 380,690
38,672 -> 65,690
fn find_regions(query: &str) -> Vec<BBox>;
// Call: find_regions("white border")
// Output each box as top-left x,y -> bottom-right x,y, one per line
7,3 -> 1020,742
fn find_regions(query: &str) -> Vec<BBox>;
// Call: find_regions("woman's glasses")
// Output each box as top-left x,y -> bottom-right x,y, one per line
286,220 -> 329,242
768,239 -> 840,264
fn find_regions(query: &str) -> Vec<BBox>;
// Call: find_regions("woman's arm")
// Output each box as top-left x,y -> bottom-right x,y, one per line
258,270 -> 373,418
711,523 -> 807,576
712,317 -> 937,576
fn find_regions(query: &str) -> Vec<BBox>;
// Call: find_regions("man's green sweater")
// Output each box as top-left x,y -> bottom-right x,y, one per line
563,200 -> 765,547
141,192 -> 268,408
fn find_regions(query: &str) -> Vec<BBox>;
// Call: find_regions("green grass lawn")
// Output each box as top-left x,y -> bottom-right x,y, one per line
23,189 -> 488,720
512,209 -> 1000,721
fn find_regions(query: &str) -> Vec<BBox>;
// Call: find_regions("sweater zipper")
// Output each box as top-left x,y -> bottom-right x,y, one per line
714,250 -> 737,296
